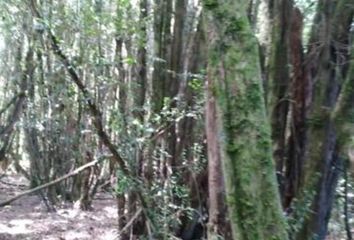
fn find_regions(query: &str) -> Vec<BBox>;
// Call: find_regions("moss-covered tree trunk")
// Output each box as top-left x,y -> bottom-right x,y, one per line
204,1 -> 288,239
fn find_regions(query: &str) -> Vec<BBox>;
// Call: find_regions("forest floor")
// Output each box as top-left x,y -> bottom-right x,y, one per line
0,171 -> 118,240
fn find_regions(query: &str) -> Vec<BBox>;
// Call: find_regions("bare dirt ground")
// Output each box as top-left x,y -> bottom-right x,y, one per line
0,172 -> 118,240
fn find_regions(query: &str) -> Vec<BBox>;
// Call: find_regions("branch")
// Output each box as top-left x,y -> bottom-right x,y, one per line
0,158 -> 100,207
0,94 -> 19,116
119,208 -> 142,236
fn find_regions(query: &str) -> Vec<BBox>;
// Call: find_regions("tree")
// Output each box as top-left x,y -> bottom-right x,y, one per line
204,0 -> 288,239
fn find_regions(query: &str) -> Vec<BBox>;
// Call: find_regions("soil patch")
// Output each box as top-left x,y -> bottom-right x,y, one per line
0,173 -> 117,240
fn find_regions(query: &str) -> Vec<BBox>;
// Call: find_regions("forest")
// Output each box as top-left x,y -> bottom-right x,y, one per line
0,0 -> 353,239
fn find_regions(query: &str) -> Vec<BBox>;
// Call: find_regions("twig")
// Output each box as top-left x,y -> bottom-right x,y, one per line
118,208 -> 143,236
0,94 -> 19,116
150,122 -> 174,141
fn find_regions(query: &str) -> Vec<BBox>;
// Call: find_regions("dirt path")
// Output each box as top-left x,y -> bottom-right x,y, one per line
0,174 -> 118,240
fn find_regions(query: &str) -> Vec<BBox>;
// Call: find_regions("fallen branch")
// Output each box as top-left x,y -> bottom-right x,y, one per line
0,158 -> 100,207
119,208 -> 143,236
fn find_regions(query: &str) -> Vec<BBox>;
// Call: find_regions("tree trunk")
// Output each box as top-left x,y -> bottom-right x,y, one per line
283,7 -> 308,210
206,71 -> 229,239
268,0 -> 292,177
204,1 -> 288,239
152,0 -> 172,112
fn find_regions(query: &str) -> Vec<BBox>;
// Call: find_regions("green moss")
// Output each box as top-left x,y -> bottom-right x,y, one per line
226,16 -> 247,33
205,1 -> 288,239
203,0 -> 218,10
246,84 -> 264,110
308,109 -> 330,129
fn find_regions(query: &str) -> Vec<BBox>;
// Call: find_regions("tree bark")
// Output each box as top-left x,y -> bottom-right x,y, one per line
204,1 -> 288,239
283,7 -> 308,209
152,0 -> 172,112
206,69 -> 228,239
268,0 -> 292,177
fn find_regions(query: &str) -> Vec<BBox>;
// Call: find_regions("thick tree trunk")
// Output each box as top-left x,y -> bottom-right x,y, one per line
204,1 -> 288,239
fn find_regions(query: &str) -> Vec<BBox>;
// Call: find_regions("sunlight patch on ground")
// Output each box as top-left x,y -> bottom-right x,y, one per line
99,230 -> 118,240
61,230 -> 92,240
0,219 -> 34,235
103,206 -> 117,217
